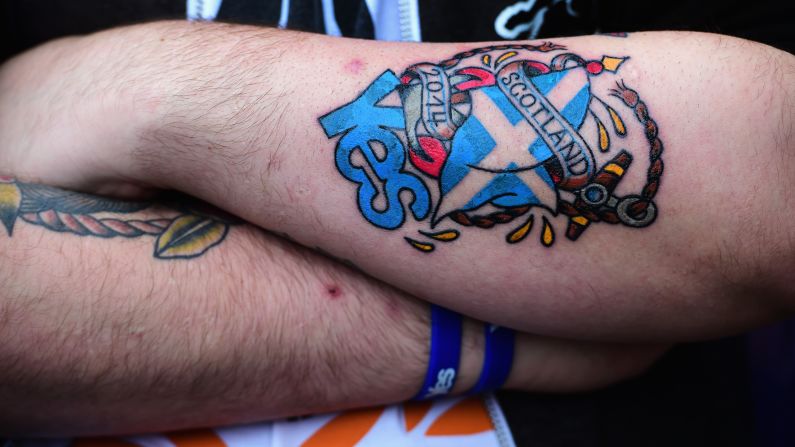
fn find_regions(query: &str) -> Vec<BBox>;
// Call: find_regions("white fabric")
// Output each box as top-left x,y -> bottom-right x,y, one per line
320,0 -> 343,36
278,0 -> 291,28
187,0 -> 423,42
364,0 -> 422,41
186,0 -> 223,21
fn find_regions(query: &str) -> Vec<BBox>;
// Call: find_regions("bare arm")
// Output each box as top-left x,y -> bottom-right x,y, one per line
2,22 -> 794,342
0,177 -> 662,436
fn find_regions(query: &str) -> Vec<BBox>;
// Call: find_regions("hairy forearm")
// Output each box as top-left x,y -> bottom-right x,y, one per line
0,180 -> 439,434
3,22 -> 794,342
0,179 -> 662,436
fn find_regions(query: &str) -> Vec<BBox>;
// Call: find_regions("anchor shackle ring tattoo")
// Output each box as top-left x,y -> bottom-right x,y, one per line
616,196 -> 657,228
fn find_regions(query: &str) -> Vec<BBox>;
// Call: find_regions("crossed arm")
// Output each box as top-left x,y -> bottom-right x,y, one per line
1,18 -> 794,436
0,179 -> 662,436
3,21 -> 793,341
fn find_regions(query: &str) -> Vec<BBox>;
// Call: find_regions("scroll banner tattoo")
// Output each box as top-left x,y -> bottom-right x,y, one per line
320,43 -> 663,252
0,177 -> 233,260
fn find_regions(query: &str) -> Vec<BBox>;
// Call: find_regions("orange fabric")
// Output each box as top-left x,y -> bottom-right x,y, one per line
301,408 -> 384,447
425,397 -> 493,436
167,429 -> 228,447
67,396 -> 506,447
72,438 -> 139,447
402,401 -> 433,432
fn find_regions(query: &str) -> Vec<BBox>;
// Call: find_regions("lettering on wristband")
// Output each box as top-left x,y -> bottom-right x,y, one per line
425,368 -> 457,398
319,44 -> 663,252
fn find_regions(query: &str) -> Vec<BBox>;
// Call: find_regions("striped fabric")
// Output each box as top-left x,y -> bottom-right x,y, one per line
187,0 -> 421,41
187,0 -> 223,20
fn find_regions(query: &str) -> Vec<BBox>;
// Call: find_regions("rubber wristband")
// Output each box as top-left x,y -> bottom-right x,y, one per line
414,305 -> 463,400
467,324 -> 515,395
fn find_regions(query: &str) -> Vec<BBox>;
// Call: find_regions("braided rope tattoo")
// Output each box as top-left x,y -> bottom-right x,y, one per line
320,43 -> 663,252
0,178 -> 232,260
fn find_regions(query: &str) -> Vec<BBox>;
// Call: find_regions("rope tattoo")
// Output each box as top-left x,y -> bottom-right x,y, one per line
319,43 -> 664,251
0,178 -> 232,260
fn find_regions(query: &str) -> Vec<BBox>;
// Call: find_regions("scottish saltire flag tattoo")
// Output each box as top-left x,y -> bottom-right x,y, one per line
320,44 -> 664,252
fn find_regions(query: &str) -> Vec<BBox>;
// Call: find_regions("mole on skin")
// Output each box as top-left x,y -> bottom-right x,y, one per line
325,284 -> 342,299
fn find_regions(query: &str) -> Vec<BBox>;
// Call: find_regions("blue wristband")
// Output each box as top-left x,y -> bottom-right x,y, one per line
468,324 -> 515,395
414,305 -> 463,400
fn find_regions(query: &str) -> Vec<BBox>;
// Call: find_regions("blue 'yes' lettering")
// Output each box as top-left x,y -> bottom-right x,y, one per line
319,70 -> 430,229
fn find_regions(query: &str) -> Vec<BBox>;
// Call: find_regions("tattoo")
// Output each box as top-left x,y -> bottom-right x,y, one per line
0,177 -> 233,260
319,43 -> 663,252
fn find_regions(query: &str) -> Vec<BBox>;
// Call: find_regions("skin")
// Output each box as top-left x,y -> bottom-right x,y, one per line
4,22 -> 792,341
0,179 -> 664,436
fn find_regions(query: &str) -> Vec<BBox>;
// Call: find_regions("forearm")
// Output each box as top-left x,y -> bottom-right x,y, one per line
0,178 -> 662,436
0,179 -> 445,434
144,25 -> 795,339
3,22 -> 794,341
